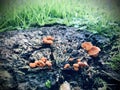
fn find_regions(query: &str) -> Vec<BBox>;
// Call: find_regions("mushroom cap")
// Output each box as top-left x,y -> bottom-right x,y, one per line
42,37 -> 47,43
40,57 -> 47,63
34,61 -> 40,66
78,61 -> 88,67
46,36 -> 54,40
29,63 -> 36,68
73,63 -> 79,68
43,38 -> 53,44
64,64 -> 70,69
81,42 -> 93,51
42,36 -> 54,45
77,59 -> 81,62
46,40 -> 53,44
88,46 -> 101,56
35,60 -> 46,67
46,61 -> 52,67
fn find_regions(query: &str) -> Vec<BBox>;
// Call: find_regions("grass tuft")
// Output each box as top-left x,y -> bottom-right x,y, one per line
0,0 -> 120,33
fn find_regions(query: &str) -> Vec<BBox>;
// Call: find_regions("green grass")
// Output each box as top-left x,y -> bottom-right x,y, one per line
0,0 -> 120,72
0,0 -> 120,33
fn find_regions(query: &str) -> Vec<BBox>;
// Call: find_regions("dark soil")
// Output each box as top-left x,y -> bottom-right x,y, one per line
0,24 -> 120,90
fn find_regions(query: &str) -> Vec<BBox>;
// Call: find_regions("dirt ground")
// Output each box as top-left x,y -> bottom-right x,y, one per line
0,24 -> 120,90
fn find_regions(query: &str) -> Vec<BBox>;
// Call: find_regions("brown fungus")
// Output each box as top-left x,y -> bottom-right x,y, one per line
88,46 -> 101,57
40,57 -> 47,63
73,63 -> 79,71
42,36 -> 54,45
81,42 -> 93,51
78,61 -> 88,67
46,36 -> 54,40
29,63 -> 36,68
64,64 -> 70,69
35,60 -> 46,67
46,61 -> 52,67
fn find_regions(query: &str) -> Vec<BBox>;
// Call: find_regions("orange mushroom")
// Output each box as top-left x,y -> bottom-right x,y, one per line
77,59 -> 81,62
47,40 -> 53,44
81,42 -> 93,51
29,63 -> 36,68
43,37 -> 47,41
73,63 -> 79,71
35,60 -> 46,67
43,37 -> 53,44
64,64 -> 70,69
78,62 -> 84,67
42,36 -> 54,45
88,46 -> 101,57
73,63 -> 79,68
46,61 -> 52,67
40,57 -> 47,63
34,61 -> 40,66
46,36 -> 54,40
78,61 -> 88,67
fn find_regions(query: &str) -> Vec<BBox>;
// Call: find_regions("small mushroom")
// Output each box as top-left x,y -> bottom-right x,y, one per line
34,61 -> 40,66
43,37 -> 47,41
81,42 -> 93,51
88,46 -> 101,57
29,63 -> 36,68
46,36 -> 54,40
77,59 -> 81,62
78,61 -> 88,67
64,64 -> 70,69
73,63 -> 79,68
43,37 -> 53,44
35,60 -> 45,67
46,61 -> 52,67
47,40 -> 53,44
40,57 -> 47,63
73,63 -> 79,71
42,36 -> 54,45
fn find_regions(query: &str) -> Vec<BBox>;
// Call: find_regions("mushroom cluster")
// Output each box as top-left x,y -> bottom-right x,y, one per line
64,59 -> 88,71
29,38 -> 100,72
42,36 -> 54,44
81,42 -> 101,57
29,57 -> 52,68
63,42 -> 100,71
29,36 -> 54,68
